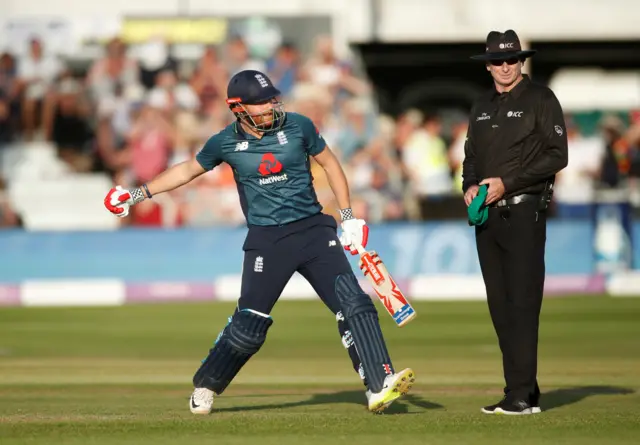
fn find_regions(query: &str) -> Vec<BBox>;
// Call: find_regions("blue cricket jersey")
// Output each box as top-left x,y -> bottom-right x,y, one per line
195,112 -> 327,226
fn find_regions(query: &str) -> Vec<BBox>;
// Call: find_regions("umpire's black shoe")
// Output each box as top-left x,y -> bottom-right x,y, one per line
494,399 -> 542,415
481,395 -> 507,414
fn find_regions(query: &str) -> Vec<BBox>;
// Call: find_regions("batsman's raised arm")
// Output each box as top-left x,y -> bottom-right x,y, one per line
103,135 -> 223,217
146,159 -> 206,196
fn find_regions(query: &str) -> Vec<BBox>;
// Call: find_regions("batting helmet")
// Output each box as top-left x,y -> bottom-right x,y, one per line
226,70 -> 285,133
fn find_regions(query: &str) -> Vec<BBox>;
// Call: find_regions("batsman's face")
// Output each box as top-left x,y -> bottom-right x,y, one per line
487,58 -> 522,89
238,97 -> 285,133
245,101 -> 276,126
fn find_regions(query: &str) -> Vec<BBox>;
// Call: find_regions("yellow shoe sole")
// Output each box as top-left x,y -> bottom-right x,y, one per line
368,368 -> 416,413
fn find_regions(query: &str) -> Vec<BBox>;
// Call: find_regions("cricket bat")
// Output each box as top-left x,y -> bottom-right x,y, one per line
354,243 -> 417,327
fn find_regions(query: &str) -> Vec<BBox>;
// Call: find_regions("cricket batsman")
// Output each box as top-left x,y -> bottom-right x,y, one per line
103,70 -> 415,414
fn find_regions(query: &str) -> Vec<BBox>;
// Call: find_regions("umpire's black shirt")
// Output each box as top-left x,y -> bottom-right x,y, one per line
462,74 -> 568,199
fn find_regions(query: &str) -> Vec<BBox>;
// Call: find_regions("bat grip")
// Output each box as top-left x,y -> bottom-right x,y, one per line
352,242 -> 367,255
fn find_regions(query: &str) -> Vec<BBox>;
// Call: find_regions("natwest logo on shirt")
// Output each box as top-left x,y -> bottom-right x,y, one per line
259,174 -> 288,185
257,153 -> 287,185
258,153 -> 283,176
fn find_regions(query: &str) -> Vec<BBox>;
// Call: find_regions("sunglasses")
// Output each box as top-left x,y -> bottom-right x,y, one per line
490,58 -> 521,66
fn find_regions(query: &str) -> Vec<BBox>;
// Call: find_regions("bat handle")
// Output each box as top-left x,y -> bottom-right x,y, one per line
352,242 -> 367,255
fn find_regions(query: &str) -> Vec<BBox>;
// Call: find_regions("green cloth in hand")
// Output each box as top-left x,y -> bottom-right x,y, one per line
467,185 -> 489,226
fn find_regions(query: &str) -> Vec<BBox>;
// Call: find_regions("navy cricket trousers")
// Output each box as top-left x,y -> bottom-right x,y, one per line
238,213 -> 363,377
239,213 -> 352,315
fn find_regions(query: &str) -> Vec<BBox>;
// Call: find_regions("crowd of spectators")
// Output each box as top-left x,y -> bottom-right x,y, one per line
1,33 -> 639,228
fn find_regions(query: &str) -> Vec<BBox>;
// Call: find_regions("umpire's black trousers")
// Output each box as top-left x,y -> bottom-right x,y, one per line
475,199 -> 546,404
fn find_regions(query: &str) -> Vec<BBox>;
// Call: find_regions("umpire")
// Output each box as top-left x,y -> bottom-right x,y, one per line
462,30 -> 568,415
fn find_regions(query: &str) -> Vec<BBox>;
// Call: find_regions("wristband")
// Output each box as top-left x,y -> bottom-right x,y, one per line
130,187 -> 145,205
339,208 -> 354,221
142,183 -> 153,199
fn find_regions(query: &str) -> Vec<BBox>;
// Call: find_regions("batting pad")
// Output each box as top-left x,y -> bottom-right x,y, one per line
193,309 -> 273,394
336,273 -> 394,393
336,310 -> 366,386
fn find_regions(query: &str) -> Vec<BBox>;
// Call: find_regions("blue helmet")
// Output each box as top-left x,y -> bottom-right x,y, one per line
226,70 -> 285,133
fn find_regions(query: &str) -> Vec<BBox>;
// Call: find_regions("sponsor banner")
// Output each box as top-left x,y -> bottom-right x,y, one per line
0,284 -> 20,306
410,275 -> 486,300
0,220 -> 599,282
20,280 -> 126,307
126,282 -> 216,303
544,274 -> 606,295
0,275 -> 614,308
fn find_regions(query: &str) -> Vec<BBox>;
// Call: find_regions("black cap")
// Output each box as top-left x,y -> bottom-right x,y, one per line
470,29 -> 537,61
226,70 -> 282,105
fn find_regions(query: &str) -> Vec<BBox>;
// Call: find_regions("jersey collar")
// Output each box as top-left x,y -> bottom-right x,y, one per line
234,121 -> 260,141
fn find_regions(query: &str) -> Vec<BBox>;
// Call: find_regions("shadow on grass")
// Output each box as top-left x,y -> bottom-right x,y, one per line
215,390 -> 444,414
543,385 -> 635,411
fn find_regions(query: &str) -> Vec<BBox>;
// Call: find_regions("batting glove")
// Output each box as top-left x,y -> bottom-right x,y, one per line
103,185 -> 145,218
338,208 -> 369,255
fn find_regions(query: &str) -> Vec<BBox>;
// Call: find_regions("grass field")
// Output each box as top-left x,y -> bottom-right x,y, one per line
1,296 -> 639,444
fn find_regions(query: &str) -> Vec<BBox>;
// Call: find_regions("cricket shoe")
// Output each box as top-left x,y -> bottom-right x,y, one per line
493,399 -> 542,415
190,387 -> 214,414
365,368 -> 415,413
481,395 -> 508,414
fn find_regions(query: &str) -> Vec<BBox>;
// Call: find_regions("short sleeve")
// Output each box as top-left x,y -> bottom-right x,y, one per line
195,134 -> 224,171
295,113 -> 327,156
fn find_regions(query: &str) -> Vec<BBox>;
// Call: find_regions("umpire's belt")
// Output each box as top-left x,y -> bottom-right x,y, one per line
493,193 -> 539,208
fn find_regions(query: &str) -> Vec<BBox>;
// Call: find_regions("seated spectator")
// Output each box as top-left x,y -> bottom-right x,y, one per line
0,90 -> 12,145
127,97 -> 175,185
0,53 -> 17,96
190,45 -> 228,114
146,69 -> 200,116
45,74 -> 96,172
86,37 -> 139,102
0,53 -> 19,140
137,37 -> 178,90
16,38 -> 64,140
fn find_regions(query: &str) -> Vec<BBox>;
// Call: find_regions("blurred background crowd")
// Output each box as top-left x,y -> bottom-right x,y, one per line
1,25 -> 639,229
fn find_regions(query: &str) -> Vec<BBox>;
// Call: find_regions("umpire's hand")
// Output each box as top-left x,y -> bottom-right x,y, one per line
480,178 -> 506,204
464,185 -> 480,206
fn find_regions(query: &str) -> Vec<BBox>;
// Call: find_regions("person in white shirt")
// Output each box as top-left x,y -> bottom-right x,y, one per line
16,38 -> 63,140
554,118 -> 605,218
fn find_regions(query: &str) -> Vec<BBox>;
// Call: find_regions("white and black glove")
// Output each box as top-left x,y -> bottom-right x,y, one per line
338,208 -> 369,255
103,185 -> 146,218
